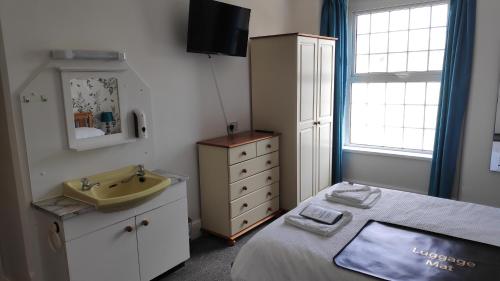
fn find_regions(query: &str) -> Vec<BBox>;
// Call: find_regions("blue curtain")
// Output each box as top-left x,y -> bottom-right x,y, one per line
429,0 -> 476,198
320,0 -> 348,184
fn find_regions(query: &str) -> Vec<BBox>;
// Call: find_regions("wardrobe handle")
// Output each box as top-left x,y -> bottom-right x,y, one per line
124,226 -> 134,233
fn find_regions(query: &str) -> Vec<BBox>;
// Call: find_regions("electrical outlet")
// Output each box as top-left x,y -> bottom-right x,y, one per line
227,121 -> 238,134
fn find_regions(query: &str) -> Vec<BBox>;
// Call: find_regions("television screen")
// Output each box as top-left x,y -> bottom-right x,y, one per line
187,0 -> 251,57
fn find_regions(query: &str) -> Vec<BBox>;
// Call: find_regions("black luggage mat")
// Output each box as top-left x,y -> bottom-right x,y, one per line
334,220 -> 500,281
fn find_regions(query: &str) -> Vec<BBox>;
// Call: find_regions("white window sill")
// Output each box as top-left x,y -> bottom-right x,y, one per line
343,145 -> 433,161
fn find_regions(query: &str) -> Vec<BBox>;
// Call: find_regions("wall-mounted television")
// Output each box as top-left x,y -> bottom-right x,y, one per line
187,0 -> 251,57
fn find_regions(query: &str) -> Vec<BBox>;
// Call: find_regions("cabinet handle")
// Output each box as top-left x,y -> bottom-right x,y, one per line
241,169 -> 247,174
242,220 -> 248,225
242,203 -> 248,208
242,186 -> 248,191
267,192 -> 272,197
266,160 -> 272,165
266,144 -> 272,149
141,219 -> 150,226
267,207 -> 273,212
267,176 -> 272,181
241,151 -> 247,156
124,226 -> 134,233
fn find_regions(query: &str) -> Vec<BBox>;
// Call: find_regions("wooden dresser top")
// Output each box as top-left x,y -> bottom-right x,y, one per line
197,131 -> 279,148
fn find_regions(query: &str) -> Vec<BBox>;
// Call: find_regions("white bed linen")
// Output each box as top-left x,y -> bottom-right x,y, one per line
231,187 -> 500,281
75,127 -> 105,139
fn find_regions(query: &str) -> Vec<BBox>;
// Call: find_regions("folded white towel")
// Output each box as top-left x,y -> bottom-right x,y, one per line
284,206 -> 352,237
325,183 -> 382,208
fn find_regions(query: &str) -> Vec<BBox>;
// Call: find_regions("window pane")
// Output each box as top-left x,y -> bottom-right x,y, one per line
357,34 -> 370,54
405,82 -> 426,105
425,105 -> 438,129
356,55 -> 369,73
384,127 -> 404,148
403,128 -> 423,149
423,129 -> 435,151
430,27 -> 446,50
386,83 -> 405,104
431,4 -> 448,27
404,105 -> 425,128
388,52 -> 407,72
407,51 -> 428,71
367,126 -> 385,146
409,29 -> 430,51
428,50 -> 444,71
426,82 -> 441,105
388,31 -> 408,52
351,104 -> 368,127
367,83 -> 386,104
367,104 -> 385,127
369,54 -> 387,72
389,9 -> 409,31
357,14 -> 371,34
370,33 -> 388,53
371,12 -> 389,33
386,105 -> 404,127
351,124 -> 369,144
351,83 -> 368,104
409,7 -> 431,29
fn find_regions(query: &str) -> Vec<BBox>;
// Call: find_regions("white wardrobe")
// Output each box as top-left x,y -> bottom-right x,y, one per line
251,33 -> 336,210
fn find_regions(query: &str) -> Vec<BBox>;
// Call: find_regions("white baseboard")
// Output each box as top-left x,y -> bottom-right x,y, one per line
190,218 -> 202,240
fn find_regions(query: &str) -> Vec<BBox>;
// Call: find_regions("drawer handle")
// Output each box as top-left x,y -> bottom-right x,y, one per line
141,219 -> 150,226
124,226 -> 134,233
242,203 -> 248,208
267,192 -> 272,197
241,169 -> 247,174
266,144 -> 272,149
267,207 -> 273,212
267,176 -> 272,181
241,151 -> 247,156
242,186 -> 248,191
266,160 -> 272,165
242,220 -> 248,225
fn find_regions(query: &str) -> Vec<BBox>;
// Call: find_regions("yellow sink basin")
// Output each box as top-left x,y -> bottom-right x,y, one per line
63,166 -> 171,210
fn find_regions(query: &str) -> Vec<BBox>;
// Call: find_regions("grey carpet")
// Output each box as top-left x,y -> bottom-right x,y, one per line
156,223 -> 267,281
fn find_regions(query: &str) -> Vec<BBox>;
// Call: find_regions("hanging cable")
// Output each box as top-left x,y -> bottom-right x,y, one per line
208,55 -> 229,128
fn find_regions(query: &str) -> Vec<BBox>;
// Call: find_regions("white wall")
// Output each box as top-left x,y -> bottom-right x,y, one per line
0,0 -> 320,279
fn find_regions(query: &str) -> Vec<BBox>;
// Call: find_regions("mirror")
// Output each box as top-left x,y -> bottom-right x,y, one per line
70,77 -> 122,139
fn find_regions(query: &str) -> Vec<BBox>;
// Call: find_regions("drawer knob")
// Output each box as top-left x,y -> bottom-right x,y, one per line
242,203 -> 248,208
241,169 -> 247,174
267,207 -> 273,212
267,176 -> 272,181
241,151 -> 247,156
267,192 -> 272,197
242,186 -> 248,191
242,220 -> 248,225
124,226 -> 134,233
141,219 -> 150,226
266,160 -> 272,165
266,144 -> 272,149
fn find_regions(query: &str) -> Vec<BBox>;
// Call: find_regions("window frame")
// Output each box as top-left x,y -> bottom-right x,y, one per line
345,0 -> 449,156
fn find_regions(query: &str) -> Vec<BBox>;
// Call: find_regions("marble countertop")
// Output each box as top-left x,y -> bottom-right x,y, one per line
32,171 -> 188,220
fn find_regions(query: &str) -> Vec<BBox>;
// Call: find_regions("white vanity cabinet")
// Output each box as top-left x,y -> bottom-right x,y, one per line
34,175 -> 190,281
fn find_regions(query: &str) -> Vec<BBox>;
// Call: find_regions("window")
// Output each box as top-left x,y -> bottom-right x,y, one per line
348,2 -> 448,153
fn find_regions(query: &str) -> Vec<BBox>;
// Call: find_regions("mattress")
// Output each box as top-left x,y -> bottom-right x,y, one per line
231,186 -> 500,281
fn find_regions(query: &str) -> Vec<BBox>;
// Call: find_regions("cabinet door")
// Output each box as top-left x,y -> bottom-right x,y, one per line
66,218 -> 140,281
297,36 -> 318,126
298,126 -> 315,202
316,121 -> 333,192
136,198 -> 190,281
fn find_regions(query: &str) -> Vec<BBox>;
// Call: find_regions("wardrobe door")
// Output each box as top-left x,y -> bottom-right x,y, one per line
316,39 -> 335,192
298,126 -> 315,202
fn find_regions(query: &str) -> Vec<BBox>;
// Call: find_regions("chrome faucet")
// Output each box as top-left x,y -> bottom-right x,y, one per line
81,177 -> 100,191
121,165 -> 146,183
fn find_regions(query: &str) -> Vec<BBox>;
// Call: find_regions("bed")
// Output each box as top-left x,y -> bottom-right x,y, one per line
74,112 -> 106,139
231,186 -> 500,281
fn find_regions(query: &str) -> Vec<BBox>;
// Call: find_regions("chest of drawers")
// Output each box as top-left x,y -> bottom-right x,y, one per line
198,131 -> 280,245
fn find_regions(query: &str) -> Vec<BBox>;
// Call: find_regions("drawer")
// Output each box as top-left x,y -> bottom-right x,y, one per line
228,143 -> 256,165
231,197 -> 279,235
229,167 -> 279,201
256,136 -> 279,156
229,152 -> 279,183
230,183 -> 279,218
